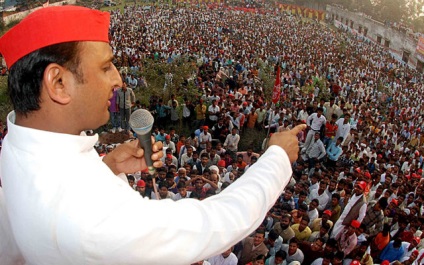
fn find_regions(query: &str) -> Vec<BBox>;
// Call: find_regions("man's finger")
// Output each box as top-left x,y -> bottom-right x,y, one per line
289,124 -> 307,135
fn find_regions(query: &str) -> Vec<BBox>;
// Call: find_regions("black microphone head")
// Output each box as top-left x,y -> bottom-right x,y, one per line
129,109 -> 154,135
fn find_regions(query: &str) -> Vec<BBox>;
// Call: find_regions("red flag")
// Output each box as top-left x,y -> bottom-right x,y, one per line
272,66 -> 281,104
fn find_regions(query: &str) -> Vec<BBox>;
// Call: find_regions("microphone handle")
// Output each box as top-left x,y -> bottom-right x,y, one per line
137,134 -> 156,175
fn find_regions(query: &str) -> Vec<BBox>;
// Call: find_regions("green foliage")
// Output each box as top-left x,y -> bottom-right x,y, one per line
0,76 -> 11,122
15,0 -> 39,10
412,16 -> 424,34
257,60 -> 274,103
328,0 -> 421,26
134,58 -> 199,105
0,20 -> 5,34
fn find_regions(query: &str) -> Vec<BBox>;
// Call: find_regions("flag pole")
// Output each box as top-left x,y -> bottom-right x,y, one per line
265,61 -> 281,150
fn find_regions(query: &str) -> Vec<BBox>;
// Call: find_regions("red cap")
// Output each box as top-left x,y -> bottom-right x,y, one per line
364,172 -> 371,179
350,260 -> 360,265
355,167 -> 361,173
413,250 -> 419,256
391,199 -> 398,206
0,6 -> 110,68
323,210 -> 332,217
243,102 -> 248,106
413,237 -> 421,244
217,160 -> 226,167
377,154 -> 383,159
136,180 -> 145,187
165,135 -> 171,140
203,126 -> 209,130
412,173 -> 420,179
418,169 -> 423,174
381,261 -> 390,265
166,154 -> 173,159
351,220 -> 361,228
356,181 -> 367,191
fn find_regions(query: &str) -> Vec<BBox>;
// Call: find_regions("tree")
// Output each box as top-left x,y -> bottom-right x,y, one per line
412,16 -> 424,33
374,0 -> 407,23
405,0 -> 424,20
15,0 -> 39,11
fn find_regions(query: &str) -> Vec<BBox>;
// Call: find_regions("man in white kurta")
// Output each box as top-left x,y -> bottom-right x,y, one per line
1,111 -> 297,265
330,182 -> 367,238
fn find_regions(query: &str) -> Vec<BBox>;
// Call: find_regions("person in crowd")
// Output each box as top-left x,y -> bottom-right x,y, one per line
238,229 -> 269,265
208,247 -> 238,265
291,216 -> 312,242
335,220 -> 360,258
273,214 -> 296,243
281,238 -> 304,264
379,239 -> 405,263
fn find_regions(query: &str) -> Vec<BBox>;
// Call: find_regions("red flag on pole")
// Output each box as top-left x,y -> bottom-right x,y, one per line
272,65 -> 281,104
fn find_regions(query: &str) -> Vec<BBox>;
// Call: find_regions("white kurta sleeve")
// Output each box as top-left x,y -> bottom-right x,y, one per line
62,145 -> 292,265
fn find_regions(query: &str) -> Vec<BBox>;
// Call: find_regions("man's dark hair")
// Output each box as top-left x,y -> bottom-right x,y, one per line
281,203 -> 293,212
298,204 -> 308,211
377,197 -> 389,209
275,250 -> 286,259
255,228 -> 266,236
126,175 -> 135,182
176,182 -> 186,189
301,215 -> 310,224
322,221 -> 331,231
8,42 -> 82,115
289,237 -> 299,245
299,190 -> 308,197
268,229 -> 279,241
311,198 -> 319,205
326,238 -> 337,248
332,193 -> 341,201
158,182 -> 168,189
315,237 -> 325,244
393,238 -> 402,248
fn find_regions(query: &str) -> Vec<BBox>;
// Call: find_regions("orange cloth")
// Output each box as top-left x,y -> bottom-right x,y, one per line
373,232 -> 390,251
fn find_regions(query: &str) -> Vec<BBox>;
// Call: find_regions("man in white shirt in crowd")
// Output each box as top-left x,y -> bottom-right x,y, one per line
302,132 -> 326,169
304,107 -> 326,149
309,181 -> 330,212
208,99 -> 220,126
224,127 -> 240,153
335,113 -> 351,142
208,247 -> 238,265
199,126 -> 212,151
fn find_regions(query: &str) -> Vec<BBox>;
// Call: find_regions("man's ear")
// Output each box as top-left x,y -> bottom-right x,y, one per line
43,63 -> 72,105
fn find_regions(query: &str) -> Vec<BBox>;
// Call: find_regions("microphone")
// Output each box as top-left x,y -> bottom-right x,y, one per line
129,109 -> 155,175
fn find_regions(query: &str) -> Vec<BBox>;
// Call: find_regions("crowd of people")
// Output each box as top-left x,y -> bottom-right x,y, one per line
2,2 -> 424,265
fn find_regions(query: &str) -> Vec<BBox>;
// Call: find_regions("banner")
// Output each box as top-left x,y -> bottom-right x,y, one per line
272,66 -> 281,104
417,37 -> 424,56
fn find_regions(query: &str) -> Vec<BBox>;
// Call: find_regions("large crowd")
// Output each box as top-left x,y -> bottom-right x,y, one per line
4,2 -> 424,265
